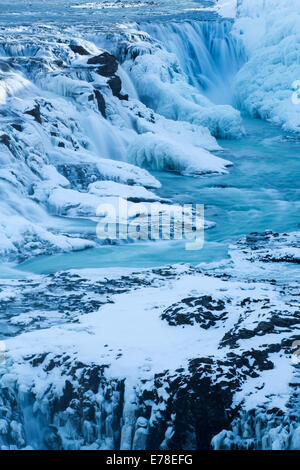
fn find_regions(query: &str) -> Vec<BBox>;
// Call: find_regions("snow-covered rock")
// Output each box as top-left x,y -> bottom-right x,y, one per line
0,24 -> 240,262
0,233 -> 299,449
127,132 -> 231,175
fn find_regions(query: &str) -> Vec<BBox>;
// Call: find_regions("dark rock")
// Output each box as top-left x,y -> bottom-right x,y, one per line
0,134 -> 10,147
256,321 -> 274,335
236,231 -> 300,264
43,425 -> 62,450
137,110 -> 155,123
247,350 -> 274,371
147,361 -> 234,450
87,52 -> 118,77
54,60 -> 64,67
25,104 -> 42,124
272,315 -> 299,328
0,60 -> 10,72
108,75 -> 129,101
108,75 -> 121,95
58,142 -> 65,148
11,123 -> 22,132
56,380 -> 74,411
69,44 -> 90,56
266,408 -> 284,416
26,352 -> 48,367
161,295 -> 227,328
94,89 -> 106,118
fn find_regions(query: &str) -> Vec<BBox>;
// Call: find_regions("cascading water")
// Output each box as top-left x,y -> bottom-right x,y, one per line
0,0 -> 299,452
138,20 -> 246,104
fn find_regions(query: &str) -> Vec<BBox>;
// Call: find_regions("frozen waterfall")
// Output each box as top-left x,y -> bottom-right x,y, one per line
138,19 -> 246,104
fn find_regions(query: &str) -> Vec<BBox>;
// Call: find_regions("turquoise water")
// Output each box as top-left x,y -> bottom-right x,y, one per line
14,117 -> 299,275
0,0 -> 217,27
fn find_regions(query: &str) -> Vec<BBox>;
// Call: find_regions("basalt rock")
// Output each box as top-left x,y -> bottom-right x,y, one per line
69,44 -> 90,56
0,134 -> 10,147
24,104 -> 42,124
11,123 -> 23,132
57,163 -> 102,190
94,89 -> 107,117
161,295 -> 228,328
88,52 -> 118,77
108,76 -> 129,101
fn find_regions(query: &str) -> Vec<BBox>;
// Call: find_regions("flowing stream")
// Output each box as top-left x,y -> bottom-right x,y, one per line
15,117 -> 300,274
4,14 -> 299,276
0,2 -> 299,451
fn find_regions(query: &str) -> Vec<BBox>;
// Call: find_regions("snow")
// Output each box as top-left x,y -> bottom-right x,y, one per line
95,157 -> 161,189
216,0 -> 237,18
233,0 -> 300,133
41,185 -> 170,218
88,180 -> 161,201
0,70 -> 33,105
122,42 -> 244,139
0,22 -> 245,262
0,0 -> 299,451
0,215 -> 95,262
0,240 -> 299,449
70,1 -> 155,9
127,132 -> 231,175
138,19 -> 246,105
1,260 -> 291,385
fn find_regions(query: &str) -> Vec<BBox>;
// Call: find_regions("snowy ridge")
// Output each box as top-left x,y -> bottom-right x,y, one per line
70,1 -> 157,9
0,234 -> 299,449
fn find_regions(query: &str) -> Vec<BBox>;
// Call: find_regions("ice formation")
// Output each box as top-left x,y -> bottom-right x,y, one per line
121,36 -> 244,138
0,233 -> 299,450
0,0 -> 299,452
139,19 -> 245,104
0,22 -> 243,260
233,0 -> 300,133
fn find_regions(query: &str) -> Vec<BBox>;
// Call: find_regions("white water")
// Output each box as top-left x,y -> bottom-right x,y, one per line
139,20 -> 246,104
0,2 -> 299,452
15,117 -> 300,276
0,15 -> 297,277
81,112 -> 127,161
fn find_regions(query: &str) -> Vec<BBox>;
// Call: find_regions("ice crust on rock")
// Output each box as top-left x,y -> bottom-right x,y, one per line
0,24 -> 239,261
0,4 -> 299,451
127,132 -> 231,175
0,235 -> 299,449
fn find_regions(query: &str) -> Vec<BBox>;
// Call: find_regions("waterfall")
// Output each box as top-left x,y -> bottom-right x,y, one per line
138,20 -> 246,104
